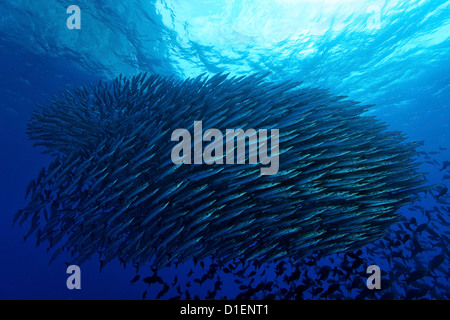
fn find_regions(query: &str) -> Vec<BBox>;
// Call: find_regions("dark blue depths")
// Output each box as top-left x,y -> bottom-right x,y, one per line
0,0 -> 449,300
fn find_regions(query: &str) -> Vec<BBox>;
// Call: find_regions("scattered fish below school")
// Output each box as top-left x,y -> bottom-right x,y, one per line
137,165 -> 449,300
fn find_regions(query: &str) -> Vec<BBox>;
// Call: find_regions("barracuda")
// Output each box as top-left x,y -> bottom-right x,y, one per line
18,72 -> 428,269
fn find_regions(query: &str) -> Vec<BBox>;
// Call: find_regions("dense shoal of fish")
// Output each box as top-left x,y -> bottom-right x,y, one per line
15,72 -> 428,271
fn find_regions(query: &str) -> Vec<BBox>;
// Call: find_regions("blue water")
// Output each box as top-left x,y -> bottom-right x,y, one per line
1,0 -> 449,300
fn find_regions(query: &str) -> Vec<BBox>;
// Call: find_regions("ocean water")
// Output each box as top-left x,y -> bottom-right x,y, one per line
0,0 -> 449,300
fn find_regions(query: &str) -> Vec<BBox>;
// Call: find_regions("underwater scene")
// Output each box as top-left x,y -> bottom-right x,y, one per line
0,0 -> 449,301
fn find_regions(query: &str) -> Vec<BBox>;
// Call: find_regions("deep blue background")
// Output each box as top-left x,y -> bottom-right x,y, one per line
0,0 -> 449,299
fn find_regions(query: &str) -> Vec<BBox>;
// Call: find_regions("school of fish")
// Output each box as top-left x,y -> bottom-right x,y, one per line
15,73 -> 428,271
